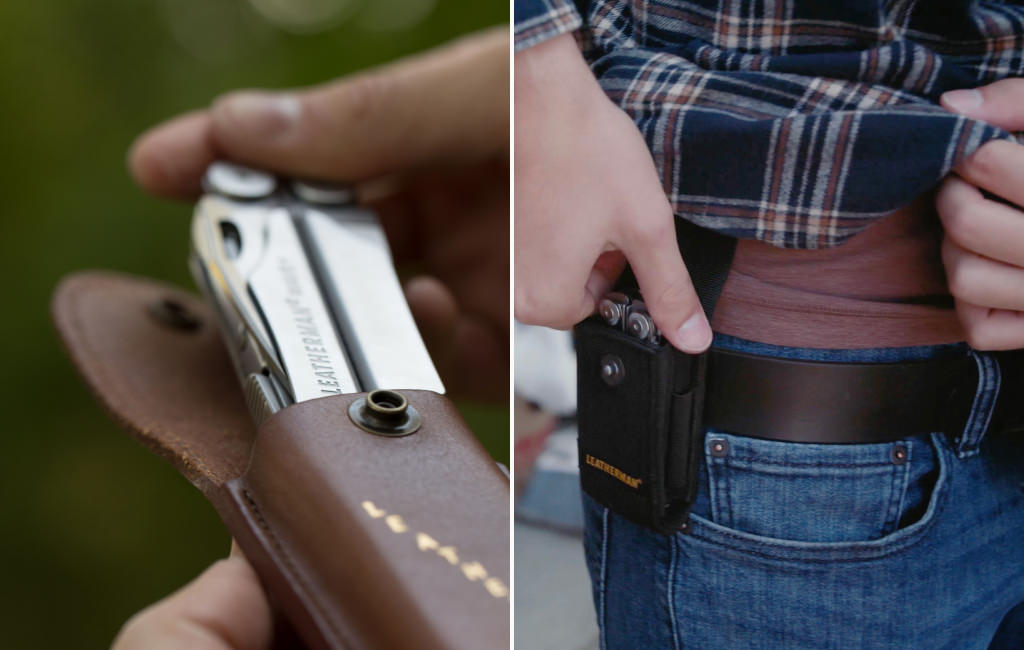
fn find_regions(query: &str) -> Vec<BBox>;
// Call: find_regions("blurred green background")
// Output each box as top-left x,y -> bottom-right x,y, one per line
0,0 -> 507,647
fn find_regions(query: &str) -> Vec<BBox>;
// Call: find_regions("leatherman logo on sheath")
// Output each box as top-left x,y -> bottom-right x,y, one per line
585,454 -> 643,489
362,500 -> 509,600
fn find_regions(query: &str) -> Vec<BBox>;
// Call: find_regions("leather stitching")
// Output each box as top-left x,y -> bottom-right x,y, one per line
241,488 -> 345,648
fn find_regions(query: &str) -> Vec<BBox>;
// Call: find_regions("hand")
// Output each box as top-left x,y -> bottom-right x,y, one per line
937,79 -> 1024,350
514,33 -> 711,353
112,554 -> 272,650
130,28 -> 509,402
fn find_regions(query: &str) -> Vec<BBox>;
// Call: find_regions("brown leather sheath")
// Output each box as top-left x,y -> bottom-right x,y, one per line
51,271 -> 510,650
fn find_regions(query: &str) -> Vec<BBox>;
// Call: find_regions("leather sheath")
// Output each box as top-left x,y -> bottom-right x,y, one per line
51,270 -> 510,650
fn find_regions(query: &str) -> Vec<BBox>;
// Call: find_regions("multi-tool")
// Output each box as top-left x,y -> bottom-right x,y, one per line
50,160 -> 507,649
597,291 -> 661,345
190,161 -> 444,424
576,282 -> 709,535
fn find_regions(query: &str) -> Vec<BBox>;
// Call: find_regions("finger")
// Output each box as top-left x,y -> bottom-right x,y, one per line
956,300 -> 1024,350
943,237 -> 1024,311
515,264 -> 596,330
113,557 -> 272,650
583,250 -> 627,307
405,275 -> 505,402
953,139 -> 1024,208
209,28 -> 508,182
618,217 -> 711,353
129,110 -> 216,199
450,315 -> 507,403
937,175 -> 1024,267
128,28 -> 506,199
941,78 -> 1024,132
361,183 -> 420,264
404,275 -> 459,365
514,227 -> 603,330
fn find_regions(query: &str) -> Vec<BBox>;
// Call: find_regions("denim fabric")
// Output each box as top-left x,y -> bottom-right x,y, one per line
582,335 -> 1024,649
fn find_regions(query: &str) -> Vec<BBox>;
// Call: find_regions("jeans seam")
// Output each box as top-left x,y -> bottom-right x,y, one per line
599,506 -> 609,650
718,457 -> 734,529
706,453 -> 723,527
882,442 -> 911,535
668,537 -> 680,650
721,458 -> 901,469
959,351 -> 1000,458
708,445 -> 913,538
721,457 -> 731,528
681,432 -> 952,562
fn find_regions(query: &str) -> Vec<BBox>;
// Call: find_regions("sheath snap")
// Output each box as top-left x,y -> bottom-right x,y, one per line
349,389 -> 422,437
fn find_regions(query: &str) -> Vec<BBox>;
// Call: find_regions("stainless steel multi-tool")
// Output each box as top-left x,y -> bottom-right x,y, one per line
597,291 -> 661,345
190,161 -> 444,424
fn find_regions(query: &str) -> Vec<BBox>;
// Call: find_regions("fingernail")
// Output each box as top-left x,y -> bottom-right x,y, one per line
941,89 -> 983,113
675,313 -> 712,353
221,92 -> 301,137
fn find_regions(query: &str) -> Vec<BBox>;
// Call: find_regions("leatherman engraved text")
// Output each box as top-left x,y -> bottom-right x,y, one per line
278,257 -> 345,395
190,161 -> 444,417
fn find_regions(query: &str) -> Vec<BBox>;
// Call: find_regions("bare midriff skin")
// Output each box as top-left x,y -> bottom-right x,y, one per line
713,193 -> 966,349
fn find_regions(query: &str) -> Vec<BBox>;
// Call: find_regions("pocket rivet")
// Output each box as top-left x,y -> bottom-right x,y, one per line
709,438 -> 729,457
891,444 -> 908,465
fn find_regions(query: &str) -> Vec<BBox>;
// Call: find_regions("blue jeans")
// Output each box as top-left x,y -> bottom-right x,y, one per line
582,335 -> 1024,649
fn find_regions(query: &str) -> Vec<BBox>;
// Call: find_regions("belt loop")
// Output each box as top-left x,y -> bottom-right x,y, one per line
956,350 -> 1001,458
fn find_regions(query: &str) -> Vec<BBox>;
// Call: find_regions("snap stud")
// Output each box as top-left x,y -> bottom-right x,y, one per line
349,389 -> 422,437
600,354 -> 625,386
147,297 -> 202,332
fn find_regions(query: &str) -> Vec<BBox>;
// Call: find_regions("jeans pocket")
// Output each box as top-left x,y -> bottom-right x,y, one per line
694,431 -> 943,545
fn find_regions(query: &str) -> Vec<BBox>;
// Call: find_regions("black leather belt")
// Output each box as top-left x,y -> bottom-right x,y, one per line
703,348 -> 1024,444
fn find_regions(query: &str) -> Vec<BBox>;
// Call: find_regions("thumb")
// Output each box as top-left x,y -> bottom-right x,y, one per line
210,27 -> 508,182
940,78 -> 1024,131
112,557 -> 272,650
620,219 -> 712,354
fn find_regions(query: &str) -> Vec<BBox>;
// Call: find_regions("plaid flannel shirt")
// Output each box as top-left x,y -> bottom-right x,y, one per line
515,0 -> 1023,249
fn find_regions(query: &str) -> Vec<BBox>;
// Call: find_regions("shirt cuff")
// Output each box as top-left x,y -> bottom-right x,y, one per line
514,0 -> 583,51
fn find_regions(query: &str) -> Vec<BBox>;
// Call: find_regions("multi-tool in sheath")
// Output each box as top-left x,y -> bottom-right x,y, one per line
190,161 -> 445,424
52,160 -> 508,650
575,288 -> 706,535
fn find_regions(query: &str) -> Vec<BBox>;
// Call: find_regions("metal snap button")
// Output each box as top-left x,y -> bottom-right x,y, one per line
600,354 -> 625,386
148,298 -> 202,332
349,389 -> 422,437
